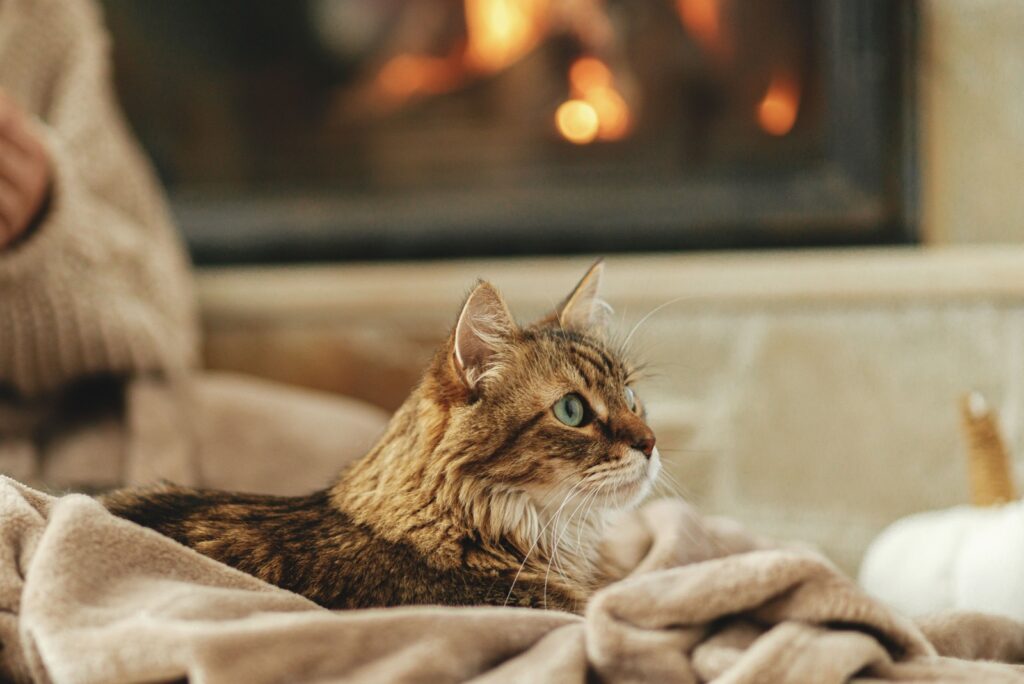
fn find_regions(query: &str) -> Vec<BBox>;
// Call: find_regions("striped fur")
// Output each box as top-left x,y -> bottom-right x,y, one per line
103,262 -> 660,613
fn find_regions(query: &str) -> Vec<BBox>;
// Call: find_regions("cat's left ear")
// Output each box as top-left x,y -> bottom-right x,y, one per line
555,258 -> 611,332
453,281 -> 516,389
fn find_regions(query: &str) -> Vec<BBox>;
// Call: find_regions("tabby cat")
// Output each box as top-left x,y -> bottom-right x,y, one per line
103,260 -> 659,613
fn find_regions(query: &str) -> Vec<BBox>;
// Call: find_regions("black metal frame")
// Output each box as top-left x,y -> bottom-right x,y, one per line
173,0 -> 917,264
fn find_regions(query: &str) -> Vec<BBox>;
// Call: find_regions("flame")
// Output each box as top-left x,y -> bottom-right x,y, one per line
374,0 -> 634,141
556,56 -> 632,144
676,0 -> 722,50
569,57 -> 613,93
378,54 -> 463,101
377,0 -> 550,104
464,0 -> 550,73
757,72 -> 800,136
586,86 -> 630,141
556,100 -> 600,144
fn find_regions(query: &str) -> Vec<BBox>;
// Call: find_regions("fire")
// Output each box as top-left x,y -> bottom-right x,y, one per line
378,54 -> 462,100
464,0 -> 550,73
676,0 -> 722,53
556,100 -> 600,144
569,57 -> 612,92
556,56 -> 632,144
378,0 -> 549,104
585,86 -> 630,141
373,1 -> 634,142
757,72 -> 800,136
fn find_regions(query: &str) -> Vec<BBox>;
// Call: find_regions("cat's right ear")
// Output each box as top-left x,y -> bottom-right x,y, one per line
452,281 -> 516,389
554,258 -> 610,332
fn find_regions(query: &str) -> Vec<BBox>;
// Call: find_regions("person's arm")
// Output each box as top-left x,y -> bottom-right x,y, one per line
0,0 -> 198,397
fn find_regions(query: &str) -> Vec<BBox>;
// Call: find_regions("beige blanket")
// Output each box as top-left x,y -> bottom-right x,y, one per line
1,479 -> 1022,683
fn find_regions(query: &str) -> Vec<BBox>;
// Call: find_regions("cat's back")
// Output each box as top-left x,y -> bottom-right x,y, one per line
102,483 -> 553,609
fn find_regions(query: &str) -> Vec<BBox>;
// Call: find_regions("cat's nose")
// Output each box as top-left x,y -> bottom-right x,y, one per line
632,429 -> 656,459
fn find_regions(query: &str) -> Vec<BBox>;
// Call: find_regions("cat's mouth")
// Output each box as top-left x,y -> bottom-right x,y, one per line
585,447 -> 661,509
528,448 -> 661,514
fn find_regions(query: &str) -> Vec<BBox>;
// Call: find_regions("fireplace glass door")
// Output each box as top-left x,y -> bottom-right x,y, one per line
100,0 -> 916,262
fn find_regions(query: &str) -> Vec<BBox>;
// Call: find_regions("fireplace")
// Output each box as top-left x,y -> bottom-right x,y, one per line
101,0 -> 917,263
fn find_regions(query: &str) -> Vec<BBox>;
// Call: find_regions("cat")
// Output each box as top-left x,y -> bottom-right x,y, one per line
103,260 -> 660,613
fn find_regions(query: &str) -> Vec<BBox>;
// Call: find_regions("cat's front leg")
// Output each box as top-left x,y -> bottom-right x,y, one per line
504,580 -> 586,613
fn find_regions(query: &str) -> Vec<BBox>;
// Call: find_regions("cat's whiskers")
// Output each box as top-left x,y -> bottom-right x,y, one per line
555,486 -> 601,567
652,478 -> 677,500
658,468 -> 688,500
579,487 -> 602,550
621,297 -> 687,352
543,483 -> 602,609
457,469 -> 575,554
463,481 -> 540,546
503,481 -> 586,607
531,472 -> 589,551
577,487 -> 605,557
507,470 -> 616,609
582,460 -> 657,513
575,479 -> 612,587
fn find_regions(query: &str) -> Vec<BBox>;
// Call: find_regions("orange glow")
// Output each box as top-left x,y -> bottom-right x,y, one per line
586,86 -> 630,141
464,0 -> 550,73
555,100 -> 600,144
757,73 -> 800,136
569,57 -> 613,93
676,0 -> 723,54
558,56 -> 632,144
375,0 -> 549,104
374,1 -> 635,143
378,54 -> 462,101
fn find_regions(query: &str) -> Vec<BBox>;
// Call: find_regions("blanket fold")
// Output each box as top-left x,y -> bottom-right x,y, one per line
1,477 -> 1022,683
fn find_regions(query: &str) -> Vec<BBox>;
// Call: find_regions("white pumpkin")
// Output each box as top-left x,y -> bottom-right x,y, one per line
859,391 -> 1024,620
859,501 -> 1024,620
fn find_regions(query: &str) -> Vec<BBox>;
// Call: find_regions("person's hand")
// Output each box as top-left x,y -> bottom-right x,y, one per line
0,89 -> 51,249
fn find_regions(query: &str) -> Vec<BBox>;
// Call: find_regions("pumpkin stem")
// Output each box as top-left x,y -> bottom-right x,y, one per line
961,391 -> 1017,506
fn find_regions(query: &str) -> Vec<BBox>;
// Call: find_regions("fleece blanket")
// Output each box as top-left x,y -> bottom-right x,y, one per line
1,478 -> 1023,684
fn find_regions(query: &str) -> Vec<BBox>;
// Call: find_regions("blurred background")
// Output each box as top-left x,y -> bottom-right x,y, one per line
101,0 -> 914,263
100,0 -> 1024,573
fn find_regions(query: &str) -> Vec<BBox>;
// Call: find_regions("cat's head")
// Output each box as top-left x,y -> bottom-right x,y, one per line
436,260 -> 659,516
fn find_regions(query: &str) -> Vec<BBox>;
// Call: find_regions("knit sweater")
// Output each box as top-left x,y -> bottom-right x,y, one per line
0,0 -> 198,399
0,0 -> 199,490
0,0 -> 391,495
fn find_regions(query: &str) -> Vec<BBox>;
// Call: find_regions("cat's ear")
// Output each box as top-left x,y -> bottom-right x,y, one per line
555,258 -> 610,332
453,281 -> 516,389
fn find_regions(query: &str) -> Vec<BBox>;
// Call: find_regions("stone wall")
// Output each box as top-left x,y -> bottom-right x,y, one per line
645,302 -> 1024,572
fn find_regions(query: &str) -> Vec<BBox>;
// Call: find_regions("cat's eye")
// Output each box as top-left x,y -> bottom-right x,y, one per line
553,393 -> 587,427
624,386 -> 637,412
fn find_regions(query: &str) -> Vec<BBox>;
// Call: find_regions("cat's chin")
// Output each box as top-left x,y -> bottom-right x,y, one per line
598,474 -> 652,509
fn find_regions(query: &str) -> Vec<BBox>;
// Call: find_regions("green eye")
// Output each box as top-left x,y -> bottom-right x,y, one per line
624,386 -> 637,412
553,393 -> 587,427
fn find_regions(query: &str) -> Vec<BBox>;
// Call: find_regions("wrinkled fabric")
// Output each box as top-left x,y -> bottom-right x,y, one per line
1,478 -> 1022,683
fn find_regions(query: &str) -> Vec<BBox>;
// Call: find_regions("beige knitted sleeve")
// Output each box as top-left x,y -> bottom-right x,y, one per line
0,0 -> 199,398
